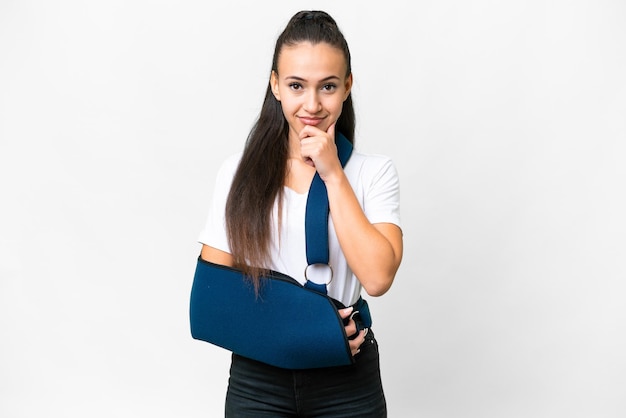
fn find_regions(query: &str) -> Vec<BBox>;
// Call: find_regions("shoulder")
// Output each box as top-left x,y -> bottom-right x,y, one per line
344,150 -> 399,185
347,150 -> 395,168
214,151 -> 243,181
343,149 -> 401,224
209,152 -> 243,197
220,152 -> 243,173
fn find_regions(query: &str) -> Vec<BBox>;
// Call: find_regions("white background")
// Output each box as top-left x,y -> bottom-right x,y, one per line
1,1 -> 625,417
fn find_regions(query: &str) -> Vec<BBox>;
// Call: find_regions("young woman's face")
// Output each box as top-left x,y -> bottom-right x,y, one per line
271,42 -> 352,141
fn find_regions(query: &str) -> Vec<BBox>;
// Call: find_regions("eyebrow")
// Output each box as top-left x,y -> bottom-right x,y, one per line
284,75 -> 341,82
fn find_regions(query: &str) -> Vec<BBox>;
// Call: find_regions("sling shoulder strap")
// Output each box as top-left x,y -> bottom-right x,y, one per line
304,132 -> 353,294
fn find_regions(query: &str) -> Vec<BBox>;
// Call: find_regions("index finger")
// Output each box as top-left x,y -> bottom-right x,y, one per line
299,124 -> 326,140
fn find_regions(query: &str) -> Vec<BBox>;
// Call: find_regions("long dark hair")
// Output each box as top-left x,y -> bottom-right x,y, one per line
224,10 -> 355,290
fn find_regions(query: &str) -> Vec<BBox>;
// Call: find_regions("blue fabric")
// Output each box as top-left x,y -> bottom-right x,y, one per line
190,132 -> 365,369
190,260 -> 353,369
303,280 -> 328,295
304,133 -> 353,267
353,297 -> 372,331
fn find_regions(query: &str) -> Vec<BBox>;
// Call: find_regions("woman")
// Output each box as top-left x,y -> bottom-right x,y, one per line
198,10 -> 403,417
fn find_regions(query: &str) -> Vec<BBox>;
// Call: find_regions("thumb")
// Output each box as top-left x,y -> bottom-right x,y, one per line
327,122 -> 336,138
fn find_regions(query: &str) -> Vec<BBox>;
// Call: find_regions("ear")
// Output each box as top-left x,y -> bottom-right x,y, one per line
343,73 -> 353,101
270,71 -> 281,101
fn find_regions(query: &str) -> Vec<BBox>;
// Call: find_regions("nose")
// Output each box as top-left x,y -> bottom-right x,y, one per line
303,90 -> 322,114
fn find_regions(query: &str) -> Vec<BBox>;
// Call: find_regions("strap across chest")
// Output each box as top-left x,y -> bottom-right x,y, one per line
303,133 -> 353,294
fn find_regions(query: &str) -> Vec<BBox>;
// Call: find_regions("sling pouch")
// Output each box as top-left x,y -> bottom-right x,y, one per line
189,133 -> 372,369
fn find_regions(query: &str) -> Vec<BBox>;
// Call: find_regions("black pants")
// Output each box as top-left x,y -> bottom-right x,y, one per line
225,330 -> 387,417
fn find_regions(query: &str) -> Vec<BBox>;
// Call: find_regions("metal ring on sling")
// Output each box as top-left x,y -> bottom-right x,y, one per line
303,263 -> 334,285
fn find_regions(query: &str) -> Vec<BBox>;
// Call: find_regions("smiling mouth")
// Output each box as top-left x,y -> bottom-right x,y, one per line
298,116 -> 325,126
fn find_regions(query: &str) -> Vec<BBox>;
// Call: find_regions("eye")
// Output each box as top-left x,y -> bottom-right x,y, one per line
288,82 -> 303,91
322,83 -> 337,92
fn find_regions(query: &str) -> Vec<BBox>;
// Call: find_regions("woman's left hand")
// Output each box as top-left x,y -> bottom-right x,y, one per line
298,123 -> 342,182
339,307 -> 367,356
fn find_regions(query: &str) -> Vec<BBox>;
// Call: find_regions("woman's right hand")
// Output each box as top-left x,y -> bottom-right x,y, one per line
339,307 -> 368,356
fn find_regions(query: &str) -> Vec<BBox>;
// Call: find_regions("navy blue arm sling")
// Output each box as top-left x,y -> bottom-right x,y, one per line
189,133 -> 372,369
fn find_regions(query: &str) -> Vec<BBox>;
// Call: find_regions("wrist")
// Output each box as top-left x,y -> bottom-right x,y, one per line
321,168 -> 347,189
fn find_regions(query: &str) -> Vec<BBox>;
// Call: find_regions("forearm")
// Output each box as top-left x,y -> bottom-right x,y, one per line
325,172 -> 403,296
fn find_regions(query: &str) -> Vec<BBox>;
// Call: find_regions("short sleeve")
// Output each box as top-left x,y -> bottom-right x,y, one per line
362,157 -> 401,228
197,153 -> 241,253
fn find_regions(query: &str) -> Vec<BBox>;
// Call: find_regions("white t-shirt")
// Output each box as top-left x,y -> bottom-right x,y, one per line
198,150 -> 401,306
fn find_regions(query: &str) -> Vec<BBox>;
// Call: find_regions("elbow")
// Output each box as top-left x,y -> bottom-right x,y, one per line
355,246 -> 402,297
365,286 -> 390,297
362,274 -> 395,297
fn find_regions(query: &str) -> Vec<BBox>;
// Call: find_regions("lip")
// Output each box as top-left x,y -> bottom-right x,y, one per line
298,116 -> 325,126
